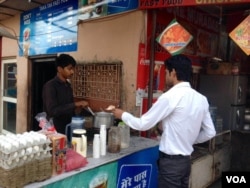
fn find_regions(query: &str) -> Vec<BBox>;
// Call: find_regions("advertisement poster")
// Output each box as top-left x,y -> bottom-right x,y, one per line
156,19 -> 193,56
136,43 -> 149,91
78,0 -> 108,20
117,145 -> 159,188
136,43 -> 149,106
136,43 -> 165,107
229,15 -> 250,55
107,0 -> 138,15
19,0 -> 78,56
147,7 -> 219,62
44,161 -> 117,188
79,0 -> 138,21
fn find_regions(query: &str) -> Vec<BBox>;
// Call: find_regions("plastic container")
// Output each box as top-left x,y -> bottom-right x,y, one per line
100,124 -> 107,156
72,129 -> 87,157
93,134 -> 100,158
65,116 -> 84,146
107,126 -> 121,153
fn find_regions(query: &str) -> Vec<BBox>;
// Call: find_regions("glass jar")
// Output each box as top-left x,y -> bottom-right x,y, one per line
118,122 -> 130,149
107,126 -> 121,153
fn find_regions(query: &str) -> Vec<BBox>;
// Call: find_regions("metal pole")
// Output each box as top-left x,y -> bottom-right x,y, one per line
147,9 -> 157,138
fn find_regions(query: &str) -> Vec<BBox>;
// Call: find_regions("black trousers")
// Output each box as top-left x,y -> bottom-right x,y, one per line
158,152 -> 191,188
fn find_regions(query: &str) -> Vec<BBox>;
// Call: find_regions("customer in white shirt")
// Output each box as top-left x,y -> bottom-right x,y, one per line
112,54 -> 216,188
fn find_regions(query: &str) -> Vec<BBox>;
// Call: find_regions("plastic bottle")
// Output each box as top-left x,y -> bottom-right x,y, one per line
93,134 -> 100,158
100,124 -> 107,156
81,130 -> 87,157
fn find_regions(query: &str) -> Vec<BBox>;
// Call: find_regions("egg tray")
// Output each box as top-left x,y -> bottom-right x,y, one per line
0,150 -> 52,170
0,156 -> 52,188
0,138 -> 51,155
0,143 -> 52,170
0,140 -> 51,159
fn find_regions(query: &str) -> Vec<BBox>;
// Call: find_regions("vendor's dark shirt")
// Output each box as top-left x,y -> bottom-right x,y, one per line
42,76 -> 75,134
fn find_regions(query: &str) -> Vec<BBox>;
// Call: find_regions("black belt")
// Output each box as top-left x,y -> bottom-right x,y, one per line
159,151 -> 190,159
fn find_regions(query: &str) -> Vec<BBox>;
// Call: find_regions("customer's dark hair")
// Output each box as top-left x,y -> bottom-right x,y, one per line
164,54 -> 192,82
55,54 -> 76,68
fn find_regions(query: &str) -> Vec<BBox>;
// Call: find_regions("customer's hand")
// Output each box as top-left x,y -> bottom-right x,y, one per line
112,108 -> 124,119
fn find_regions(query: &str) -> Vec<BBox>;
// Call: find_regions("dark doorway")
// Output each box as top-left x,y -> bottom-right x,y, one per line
28,55 -> 57,131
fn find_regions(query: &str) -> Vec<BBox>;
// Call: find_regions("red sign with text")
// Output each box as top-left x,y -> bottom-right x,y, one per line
139,0 -> 250,9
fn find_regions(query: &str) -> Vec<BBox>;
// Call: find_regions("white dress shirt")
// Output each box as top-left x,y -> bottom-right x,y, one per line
121,82 -> 216,156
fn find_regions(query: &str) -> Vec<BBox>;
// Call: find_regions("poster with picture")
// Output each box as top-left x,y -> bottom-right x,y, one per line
156,19 -> 193,55
229,15 -> 250,56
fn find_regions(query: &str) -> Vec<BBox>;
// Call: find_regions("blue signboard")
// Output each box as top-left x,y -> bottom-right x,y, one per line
19,0 -> 78,56
117,145 -> 159,188
117,164 -> 152,188
107,0 -> 138,15
78,0 -> 138,21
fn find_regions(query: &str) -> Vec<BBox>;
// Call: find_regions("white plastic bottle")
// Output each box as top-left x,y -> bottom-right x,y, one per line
81,130 -> 87,157
100,124 -> 107,156
93,134 -> 100,158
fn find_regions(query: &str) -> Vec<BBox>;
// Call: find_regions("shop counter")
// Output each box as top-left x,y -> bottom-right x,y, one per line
24,136 -> 159,188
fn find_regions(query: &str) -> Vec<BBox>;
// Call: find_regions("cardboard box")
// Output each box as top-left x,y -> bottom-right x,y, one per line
47,133 -> 67,175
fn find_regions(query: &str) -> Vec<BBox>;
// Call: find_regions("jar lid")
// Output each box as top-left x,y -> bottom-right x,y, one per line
100,124 -> 106,129
71,116 -> 84,124
73,129 -> 86,134
94,134 -> 100,137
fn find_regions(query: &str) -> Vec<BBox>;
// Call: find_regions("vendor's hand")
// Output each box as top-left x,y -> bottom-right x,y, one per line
75,100 -> 89,108
112,108 -> 124,119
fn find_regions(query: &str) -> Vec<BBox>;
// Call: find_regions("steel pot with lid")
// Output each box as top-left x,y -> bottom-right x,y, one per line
94,112 -> 114,128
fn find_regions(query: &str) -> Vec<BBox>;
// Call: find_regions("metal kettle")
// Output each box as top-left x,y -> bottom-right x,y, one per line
94,112 -> 114,128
